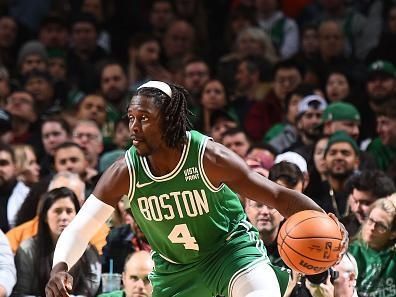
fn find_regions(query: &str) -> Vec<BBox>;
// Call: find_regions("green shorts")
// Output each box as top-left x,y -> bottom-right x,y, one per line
149,220 -> 290,297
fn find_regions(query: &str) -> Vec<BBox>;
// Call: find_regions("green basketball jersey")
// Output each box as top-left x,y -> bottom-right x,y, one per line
125,130 -> 247,264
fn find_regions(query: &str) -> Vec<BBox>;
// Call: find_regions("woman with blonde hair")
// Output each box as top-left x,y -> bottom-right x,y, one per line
349,197 -> 396,296
12,144 -> 40,187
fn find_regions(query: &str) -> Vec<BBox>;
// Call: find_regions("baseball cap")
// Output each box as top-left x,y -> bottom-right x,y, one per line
324,131 -> 359,156
368,60 -> 396,78
297,95 -> 327,117
209,109 -> 238,127
0,109 -> 12,134
321,102 -> 360,123
274,151 -> 307,173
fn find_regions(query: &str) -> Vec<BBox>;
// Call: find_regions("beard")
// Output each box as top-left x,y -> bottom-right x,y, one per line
105,88 -> 126,103
328,168 -> 354,180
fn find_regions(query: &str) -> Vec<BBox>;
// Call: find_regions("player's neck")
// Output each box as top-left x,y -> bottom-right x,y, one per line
146,146 -> 183,176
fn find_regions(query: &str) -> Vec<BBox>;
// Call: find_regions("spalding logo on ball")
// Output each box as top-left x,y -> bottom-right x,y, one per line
277,210 -> 342,275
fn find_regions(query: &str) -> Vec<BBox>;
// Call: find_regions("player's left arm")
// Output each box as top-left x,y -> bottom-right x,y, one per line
203,140 -> 324,218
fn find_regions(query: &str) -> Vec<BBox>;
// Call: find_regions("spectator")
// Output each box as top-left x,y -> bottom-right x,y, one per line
341,170 -> 395,237
161,19 -> 196,78
6,171 -> 108,255
81,0 -> 111,53
322,102 -> 360,141
243,59 -> 303,141
0,229 -> 16,297
17,40 -> 48,77
319,131 -> 360,217
67,13 -> 108,93
12,187 -> 101,296
101,214 -> 150,274
194,79 -> 232,135
367,99 -> 396,179
367,5 -> 396,66
127,33 -> 171,90
4,90 -> 39,145
349,198 -> 396,297
12,144 -> 40,187
313,20 -> 365,85
305,253 -> 359,297
208,109 -> 238,143
38,14 -> 69,50
39,117 -> 71,177
292,24 -> 319,68
13,177 -> 52,227
325,69 -> 353,103
98,251 -> 154,297
218,26 -> 276,94
231,56 -> 272,121
111,117 -> 131,151
0,16 -> 18,73
304,136 -> 329,199
75,93 -> 114,148
100,61 -> 130,117
173,0 -> 208,48
255,0 -> 299,58
76,94 -> 107,129
148,0 -> 175,40
360,60 -> 396,141
182,58 -> 210,106
274,151 -> 309,190
53,141 -> 99,196
264,84 -> 322,149
0,142 -> 29,232
221,127 -> 251,158
72,120 -> 104,170
287,94 -> 327,156
23,70 -> 58,115
245,143 -> 276,174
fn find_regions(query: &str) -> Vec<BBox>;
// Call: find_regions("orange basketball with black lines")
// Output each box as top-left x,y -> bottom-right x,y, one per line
277,210 -> 343,275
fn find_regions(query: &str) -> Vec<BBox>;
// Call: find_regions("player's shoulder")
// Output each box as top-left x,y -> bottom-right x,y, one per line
94,156 -> 130,202
99,157 -> 130,186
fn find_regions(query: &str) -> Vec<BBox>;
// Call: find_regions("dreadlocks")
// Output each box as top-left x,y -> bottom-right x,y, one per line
137,83 -> 192,148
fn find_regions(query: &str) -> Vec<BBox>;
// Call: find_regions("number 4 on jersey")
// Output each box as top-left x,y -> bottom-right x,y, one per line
168,224 -> 199,251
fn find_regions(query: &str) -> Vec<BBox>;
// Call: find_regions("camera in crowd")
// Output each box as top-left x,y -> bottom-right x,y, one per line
306,268 -> 339,285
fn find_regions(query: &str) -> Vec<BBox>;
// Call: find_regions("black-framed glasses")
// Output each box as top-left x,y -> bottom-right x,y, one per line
365,217 -> 390,234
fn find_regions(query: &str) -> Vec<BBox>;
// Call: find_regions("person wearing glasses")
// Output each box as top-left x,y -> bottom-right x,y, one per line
72,120 -> 104,170
349,197 -> 396,297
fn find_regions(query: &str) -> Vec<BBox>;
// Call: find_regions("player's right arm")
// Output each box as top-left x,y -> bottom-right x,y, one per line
46,158 -> 131,297
203,140 -> 324,218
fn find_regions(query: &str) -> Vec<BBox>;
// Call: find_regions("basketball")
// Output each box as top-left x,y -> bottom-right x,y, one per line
277,210 -> 343,275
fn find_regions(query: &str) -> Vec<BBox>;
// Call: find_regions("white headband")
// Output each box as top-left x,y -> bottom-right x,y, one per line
137,80 -> 172,98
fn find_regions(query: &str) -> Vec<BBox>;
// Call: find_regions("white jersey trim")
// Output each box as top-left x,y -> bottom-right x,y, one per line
140,131 -> 191,182
198,137 -> 224,192
158,253 -> 180,264
125,150 -> 136,201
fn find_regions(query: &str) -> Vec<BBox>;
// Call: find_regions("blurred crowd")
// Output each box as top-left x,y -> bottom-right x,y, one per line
0,0 -> 396,296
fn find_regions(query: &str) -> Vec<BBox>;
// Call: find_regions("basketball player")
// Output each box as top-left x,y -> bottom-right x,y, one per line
45,81 -> 343,297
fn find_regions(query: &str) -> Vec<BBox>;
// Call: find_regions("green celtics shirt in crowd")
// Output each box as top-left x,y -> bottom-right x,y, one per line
125,130 -> 249,264
349,239 -> 396,297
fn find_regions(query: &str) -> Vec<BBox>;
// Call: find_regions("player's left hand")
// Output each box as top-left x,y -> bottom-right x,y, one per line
327,213 -> 348,263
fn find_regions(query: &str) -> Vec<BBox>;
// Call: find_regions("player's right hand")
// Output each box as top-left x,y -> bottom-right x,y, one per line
45,271 -> 73,297
327,212 -> 349,264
